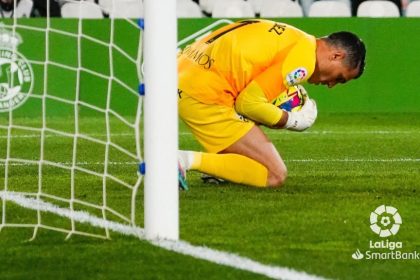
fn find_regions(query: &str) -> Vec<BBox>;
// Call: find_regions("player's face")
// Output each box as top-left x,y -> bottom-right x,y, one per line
309,51 -> 359,88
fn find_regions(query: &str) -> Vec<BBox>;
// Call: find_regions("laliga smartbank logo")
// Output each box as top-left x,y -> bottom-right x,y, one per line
0,23 -> 33,112
352,205 -> 420,261
370,205 -> 402,237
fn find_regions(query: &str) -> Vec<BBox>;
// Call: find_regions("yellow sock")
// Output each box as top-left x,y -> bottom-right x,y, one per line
190,151 -> 202,170
193,152 -> 268,187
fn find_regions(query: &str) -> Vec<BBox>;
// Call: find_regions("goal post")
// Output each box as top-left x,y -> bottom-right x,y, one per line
143,0 -> 179,240
0,0 -> 180,241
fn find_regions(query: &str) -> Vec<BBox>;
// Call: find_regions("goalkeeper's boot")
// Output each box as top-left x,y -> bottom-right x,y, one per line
178,160 -> 188,191
201,174 -> 225,185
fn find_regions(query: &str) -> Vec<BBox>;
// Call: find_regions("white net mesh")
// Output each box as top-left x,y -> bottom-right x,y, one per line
0,1 -> 144,239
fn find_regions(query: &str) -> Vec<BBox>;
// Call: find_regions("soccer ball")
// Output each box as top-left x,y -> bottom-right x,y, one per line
271,85 -> 307,112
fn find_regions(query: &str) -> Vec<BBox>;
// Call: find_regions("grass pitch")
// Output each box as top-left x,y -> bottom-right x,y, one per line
0,113 -> 419,279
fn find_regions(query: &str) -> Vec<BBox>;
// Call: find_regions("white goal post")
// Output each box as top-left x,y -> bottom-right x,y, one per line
0,0 -> 181,241
143,0 -> 179,240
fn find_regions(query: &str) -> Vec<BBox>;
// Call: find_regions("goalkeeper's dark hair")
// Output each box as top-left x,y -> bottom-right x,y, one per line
323,31 -> 366,79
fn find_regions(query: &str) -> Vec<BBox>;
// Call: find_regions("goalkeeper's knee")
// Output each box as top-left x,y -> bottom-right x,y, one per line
267,165 -> 287,187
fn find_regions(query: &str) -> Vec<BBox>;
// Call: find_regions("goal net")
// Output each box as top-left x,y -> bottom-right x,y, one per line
0,1 -> 144,240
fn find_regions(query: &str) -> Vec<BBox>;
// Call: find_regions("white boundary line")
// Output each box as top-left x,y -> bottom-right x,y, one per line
0,133 -> 136,139
179,131 -> 420,135
0,161 -> 139,166
0,191 -> 326,280
0,130 -> 419,139
287,158 -> 420,163
0,158 -> 418,167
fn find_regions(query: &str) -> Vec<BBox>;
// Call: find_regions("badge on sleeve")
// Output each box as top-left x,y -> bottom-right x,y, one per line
285,67 -> 308,86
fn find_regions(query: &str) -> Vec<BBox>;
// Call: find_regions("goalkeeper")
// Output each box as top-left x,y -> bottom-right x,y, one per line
178,19 -> 366,188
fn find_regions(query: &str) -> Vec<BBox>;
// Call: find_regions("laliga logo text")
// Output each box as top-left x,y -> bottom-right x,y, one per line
352,205 -> 420,261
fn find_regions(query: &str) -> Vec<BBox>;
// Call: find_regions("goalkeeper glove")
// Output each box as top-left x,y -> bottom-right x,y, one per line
284,98 -> 317,131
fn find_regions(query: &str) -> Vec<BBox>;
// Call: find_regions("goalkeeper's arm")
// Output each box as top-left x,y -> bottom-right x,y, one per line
235,81 -> 317,131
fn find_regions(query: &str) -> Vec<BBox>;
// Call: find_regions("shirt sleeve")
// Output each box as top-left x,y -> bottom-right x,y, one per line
282,37 -> 316,87
252,36 -> 316,102
235,81 -> 284,127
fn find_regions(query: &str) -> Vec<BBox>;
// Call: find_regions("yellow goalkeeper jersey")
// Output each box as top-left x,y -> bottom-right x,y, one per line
178,19 -> 316,107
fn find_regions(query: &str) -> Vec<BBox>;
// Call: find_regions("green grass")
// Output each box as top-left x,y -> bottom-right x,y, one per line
0,113 -> 419,279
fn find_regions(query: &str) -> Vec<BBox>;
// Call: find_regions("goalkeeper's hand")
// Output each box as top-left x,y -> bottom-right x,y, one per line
284,98 -> 317,131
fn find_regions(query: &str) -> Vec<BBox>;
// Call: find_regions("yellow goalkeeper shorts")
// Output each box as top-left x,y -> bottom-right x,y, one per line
178,90 -> 255,153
